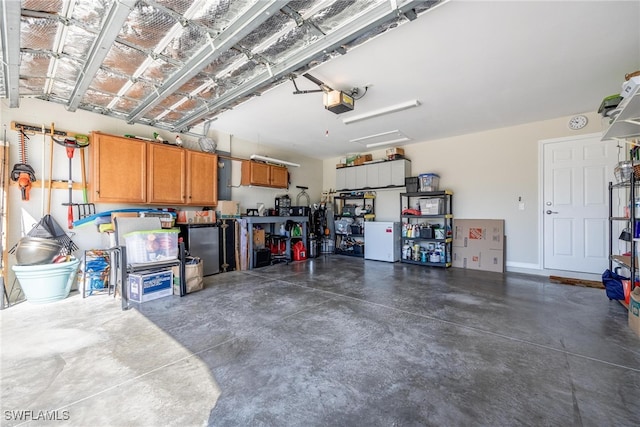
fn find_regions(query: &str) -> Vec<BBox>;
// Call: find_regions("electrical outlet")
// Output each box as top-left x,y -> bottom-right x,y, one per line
518,202 -> 525,210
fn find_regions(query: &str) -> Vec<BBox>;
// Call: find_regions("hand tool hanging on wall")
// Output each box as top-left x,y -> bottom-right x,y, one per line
9,123 -> 78,256
10,127 -> 36,201
75,134 -> 95,221
54,136 -> 90,229
47,123 -> 55,214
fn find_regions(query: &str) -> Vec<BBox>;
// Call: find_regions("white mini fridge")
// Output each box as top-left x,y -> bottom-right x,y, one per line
364,221 -> 401,262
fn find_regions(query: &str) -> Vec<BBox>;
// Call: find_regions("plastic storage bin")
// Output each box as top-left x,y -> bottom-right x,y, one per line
405,176 -> 419,193
124,228 -> 179,263
419,198 -> 443,214
419,173 -> 440,192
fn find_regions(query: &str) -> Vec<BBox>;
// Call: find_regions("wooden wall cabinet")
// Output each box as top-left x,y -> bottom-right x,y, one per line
187,150 -> 218,206
270,164 -> 289,188
90,132 -> 218,206
147,143 -> 186,204
91,132 -> 147,204
241,161 -> 288,188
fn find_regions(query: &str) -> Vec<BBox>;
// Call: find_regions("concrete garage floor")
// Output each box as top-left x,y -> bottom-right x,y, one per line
1,256 -> 639,426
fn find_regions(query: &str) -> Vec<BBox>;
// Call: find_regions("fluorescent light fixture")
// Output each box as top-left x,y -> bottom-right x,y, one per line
350,129 -> 401,144
250,154 -> 300,168
366,137 -> 411,148
342,99 -> 420,125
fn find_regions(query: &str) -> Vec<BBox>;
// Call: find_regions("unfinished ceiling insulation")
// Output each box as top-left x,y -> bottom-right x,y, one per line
1,0 -> 441,135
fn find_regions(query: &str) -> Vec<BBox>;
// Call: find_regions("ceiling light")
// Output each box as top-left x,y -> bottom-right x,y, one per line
342,100 -> 420,125
350,129 -> 402,143
250,154 -> 300,168
365,137 -> 411,148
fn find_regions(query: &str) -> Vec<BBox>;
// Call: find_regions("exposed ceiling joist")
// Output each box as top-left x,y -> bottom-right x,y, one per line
5,0 -> 447,146
127,0 -> 290,123
66,0 -> 137,112
0,0 -> 21,107
173,0 -> 427,132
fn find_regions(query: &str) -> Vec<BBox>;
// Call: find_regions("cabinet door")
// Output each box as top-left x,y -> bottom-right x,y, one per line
187,151 -> 218,206
270,165 -> 289,188
241,161 -> 271,186
391,160 -> 410,186
147,143 -> 186,204
378,162 -> 392,186
336,168 -> 347,191
344,167 -> 357,189
356,165 -> 368,189
366,164 -> 379,188
90,132 -> 146,203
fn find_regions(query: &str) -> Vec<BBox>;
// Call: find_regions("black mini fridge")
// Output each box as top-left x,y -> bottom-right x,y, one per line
179,224 -> 220,276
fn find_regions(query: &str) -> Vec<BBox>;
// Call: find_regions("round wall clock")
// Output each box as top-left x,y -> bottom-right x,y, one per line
568,115 -> 588,130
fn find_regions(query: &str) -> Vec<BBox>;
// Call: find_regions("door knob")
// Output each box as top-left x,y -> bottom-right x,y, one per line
546,210 -> 558,215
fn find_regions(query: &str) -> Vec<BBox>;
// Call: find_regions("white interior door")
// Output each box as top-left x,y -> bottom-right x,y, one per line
542,134 -> 620,274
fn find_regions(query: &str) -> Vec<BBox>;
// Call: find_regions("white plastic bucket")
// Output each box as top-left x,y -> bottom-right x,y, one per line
12,258 -> 80,304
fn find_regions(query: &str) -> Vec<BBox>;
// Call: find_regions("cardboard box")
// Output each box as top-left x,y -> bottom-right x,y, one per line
353,154 -> 373,166
216,200 -> 239,217
176,210 -> 216,224
253,229 -> 266,249
629,287 -> 640,337
453,219 -> 505,251
128,270 -> 173,303
386,147 -> 404,157
452,246 -> 505,273
451,219 -> 505,273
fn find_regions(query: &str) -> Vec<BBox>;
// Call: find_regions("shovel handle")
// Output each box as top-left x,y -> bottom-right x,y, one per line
80,149 -> 88,203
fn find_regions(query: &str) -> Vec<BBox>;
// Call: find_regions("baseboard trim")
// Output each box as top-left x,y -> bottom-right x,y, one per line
505,263 -> 601,282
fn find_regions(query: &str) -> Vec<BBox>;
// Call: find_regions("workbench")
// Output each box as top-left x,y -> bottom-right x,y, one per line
243,216 -> 308,269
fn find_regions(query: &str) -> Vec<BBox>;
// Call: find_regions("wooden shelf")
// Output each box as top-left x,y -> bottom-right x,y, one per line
11,180 -> 83,190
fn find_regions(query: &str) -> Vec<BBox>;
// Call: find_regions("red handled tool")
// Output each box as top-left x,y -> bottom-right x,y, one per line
54,136 -> 89,229
10,127 -> 36,201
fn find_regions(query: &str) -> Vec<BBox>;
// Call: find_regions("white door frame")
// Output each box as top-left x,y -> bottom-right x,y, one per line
537,132 -> 612,279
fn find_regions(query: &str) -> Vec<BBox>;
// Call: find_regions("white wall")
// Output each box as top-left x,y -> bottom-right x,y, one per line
2,96 -> 607,278
322,111 -> 606,272
210,131 -> 324,213
1,98 -> 323,289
